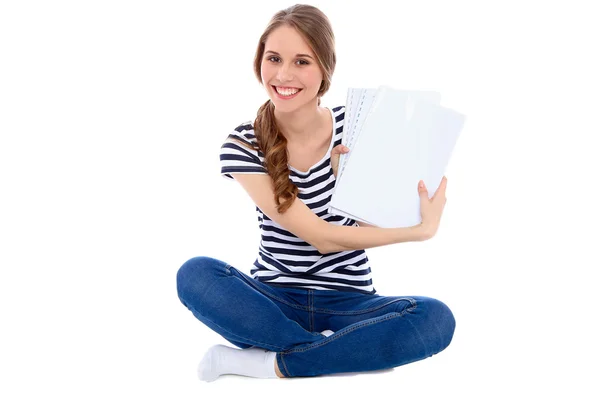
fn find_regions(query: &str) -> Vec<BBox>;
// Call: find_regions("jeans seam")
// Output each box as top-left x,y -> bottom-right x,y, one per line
280,353 -> 292,377
226,263 -> 311,312
312,297 -> 417,315
309,290 -> 314,332
280,303 -> 417,355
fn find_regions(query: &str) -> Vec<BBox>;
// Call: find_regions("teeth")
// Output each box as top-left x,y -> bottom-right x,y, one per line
276,87 -> 299,96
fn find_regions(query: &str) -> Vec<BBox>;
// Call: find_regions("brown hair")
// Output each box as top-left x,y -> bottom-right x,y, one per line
233,4 -> 336,214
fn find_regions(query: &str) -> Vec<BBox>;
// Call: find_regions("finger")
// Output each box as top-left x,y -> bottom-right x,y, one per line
333,144 -> 349,153
433,176 -> 447,198
418,180 -> 429,200
330,153 -> 339,167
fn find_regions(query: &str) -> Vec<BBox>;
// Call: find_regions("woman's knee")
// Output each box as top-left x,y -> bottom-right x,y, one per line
176,256 -> 226,303
416,296 -> 456,354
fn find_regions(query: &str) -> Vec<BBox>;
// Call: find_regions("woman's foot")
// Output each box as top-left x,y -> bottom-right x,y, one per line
198,344 -> 279,382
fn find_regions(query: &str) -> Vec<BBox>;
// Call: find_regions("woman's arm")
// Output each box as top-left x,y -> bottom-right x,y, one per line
231,173 -> 428,254
320,223 -> 428,254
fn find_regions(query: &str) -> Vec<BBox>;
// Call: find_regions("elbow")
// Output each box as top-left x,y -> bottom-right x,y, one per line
314,222 -> 344,254
318,243 -> 333,254
319,240 -> 347,254
316,230 -> 339,254
314,223 -> 333,254
314,235 -> 329,254
317,241 -> 331,254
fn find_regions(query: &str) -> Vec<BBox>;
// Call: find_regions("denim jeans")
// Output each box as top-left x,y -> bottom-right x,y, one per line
176,256 -> 456,378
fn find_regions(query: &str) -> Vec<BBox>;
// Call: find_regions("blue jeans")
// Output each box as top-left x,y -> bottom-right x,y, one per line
176,256 -> 456,378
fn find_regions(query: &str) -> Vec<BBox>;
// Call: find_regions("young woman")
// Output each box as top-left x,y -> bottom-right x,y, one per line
176,4 -> 453,382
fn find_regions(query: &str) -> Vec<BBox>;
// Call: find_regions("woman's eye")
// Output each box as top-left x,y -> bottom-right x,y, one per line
267,56 -> 309,65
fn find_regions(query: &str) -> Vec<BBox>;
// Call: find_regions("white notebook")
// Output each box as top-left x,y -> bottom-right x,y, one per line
328,85 -> 466,228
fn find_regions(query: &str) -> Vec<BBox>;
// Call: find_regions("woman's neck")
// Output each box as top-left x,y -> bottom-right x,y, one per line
274,101 -> 327,144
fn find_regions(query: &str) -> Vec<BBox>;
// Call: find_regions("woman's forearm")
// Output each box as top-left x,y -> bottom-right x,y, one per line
320,223 -> 428,253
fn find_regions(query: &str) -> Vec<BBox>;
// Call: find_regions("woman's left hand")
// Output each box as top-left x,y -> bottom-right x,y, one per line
330,144 -> 349,178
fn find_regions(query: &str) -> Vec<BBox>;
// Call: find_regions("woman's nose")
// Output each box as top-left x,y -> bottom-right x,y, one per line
277,65 -> 294,82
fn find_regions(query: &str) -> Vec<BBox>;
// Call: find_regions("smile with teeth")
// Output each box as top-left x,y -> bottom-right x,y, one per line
274,86 -> 302,97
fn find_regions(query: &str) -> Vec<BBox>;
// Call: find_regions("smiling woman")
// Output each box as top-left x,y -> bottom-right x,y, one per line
177,3 -> 455,384
252,14 -> 336,215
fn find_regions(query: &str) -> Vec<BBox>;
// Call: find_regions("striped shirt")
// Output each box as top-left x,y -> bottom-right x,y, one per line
219,105 -> 376,295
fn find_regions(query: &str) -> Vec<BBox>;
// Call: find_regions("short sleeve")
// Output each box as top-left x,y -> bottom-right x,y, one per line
219,130 -> 268,180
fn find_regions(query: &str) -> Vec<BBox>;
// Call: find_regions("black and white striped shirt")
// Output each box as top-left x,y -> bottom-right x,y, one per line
219,105 -> 376,295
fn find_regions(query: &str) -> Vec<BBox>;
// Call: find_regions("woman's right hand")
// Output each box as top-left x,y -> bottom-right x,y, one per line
418,176 -> 447,240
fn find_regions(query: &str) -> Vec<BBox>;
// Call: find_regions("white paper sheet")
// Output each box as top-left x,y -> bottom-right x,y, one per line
329,85 -> 466,228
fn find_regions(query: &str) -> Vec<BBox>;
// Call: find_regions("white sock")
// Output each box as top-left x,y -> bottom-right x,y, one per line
321,329 -> 335,337
197,344 -> 279,382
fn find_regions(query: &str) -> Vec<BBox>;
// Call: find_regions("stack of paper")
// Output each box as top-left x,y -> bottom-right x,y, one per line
328,85 -> 466,228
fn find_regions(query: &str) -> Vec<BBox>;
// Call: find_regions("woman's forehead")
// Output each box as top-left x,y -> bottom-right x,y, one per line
265,26 -> 314,57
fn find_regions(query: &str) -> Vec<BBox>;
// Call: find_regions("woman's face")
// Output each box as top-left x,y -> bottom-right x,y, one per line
260,25 -> 323,111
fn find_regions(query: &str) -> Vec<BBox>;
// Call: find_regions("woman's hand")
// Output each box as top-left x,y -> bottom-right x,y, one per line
330,144 -> 350,178
418,176 -> 448,240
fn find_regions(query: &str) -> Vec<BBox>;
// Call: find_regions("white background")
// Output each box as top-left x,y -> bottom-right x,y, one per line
1,0 -> 599,398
